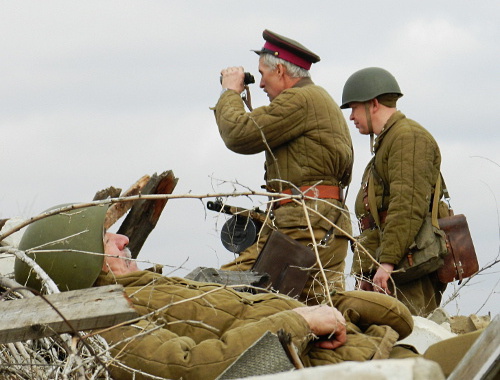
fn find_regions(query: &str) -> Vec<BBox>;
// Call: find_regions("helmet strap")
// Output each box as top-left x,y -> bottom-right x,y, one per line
364,102 -> 375,155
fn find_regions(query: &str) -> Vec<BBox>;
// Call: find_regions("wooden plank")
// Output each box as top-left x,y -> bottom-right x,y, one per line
117,170 -> 178,258
104,174 -> 151,230
0,285 -> 138,344
448,314 -> 499,380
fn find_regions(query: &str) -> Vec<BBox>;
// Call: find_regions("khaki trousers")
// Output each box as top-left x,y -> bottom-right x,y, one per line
390,272 -> 447,317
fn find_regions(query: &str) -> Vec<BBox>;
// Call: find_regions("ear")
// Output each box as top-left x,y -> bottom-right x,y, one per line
371,98 -> 381,112
276,63 -> 286,78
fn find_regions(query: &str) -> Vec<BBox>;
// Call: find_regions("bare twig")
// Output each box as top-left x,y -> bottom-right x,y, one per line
0,190 -> 295,242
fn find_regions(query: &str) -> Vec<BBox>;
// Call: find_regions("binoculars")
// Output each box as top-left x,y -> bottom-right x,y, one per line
243,72 -> 255,85
220,72 -> 255,85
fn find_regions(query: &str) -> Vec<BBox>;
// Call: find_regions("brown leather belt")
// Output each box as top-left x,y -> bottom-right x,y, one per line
359,210 -> 387,231
278,185 -> 343,206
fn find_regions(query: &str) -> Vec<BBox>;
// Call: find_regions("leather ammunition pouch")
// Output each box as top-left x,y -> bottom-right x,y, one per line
359,210 -> 387,232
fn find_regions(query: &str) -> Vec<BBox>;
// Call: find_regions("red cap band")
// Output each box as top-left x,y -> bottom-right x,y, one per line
263,41 -> 312,70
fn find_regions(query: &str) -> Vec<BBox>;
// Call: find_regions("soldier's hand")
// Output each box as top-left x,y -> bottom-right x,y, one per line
372,263 -> 394,294
220,66 -> 245,93
293,305 -> 346,349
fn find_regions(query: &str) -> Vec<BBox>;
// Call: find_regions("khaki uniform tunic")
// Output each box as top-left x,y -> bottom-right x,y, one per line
352,111 -> 446,316
213,78 -> 353,303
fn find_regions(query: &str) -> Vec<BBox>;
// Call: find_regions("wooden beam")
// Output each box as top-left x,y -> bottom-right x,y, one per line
117,170 -> 178,259
0,285 -> 138,344
104,174 -> 151,230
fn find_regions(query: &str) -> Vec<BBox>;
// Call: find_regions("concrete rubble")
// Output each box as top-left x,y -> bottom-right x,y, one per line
397,315 -> 456,354
428,307 -> 492,334
238,358 -> 445,380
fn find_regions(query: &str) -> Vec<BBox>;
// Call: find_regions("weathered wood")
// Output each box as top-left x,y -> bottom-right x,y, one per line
104,174 -> 151,230
448,314 -> 499,380
93,186 -> 122,201
0,285 -> 138,344
117,170 -> 178,259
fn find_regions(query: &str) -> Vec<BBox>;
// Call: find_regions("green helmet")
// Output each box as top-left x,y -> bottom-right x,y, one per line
340,67 -> 403,109
14,203 -> 109,292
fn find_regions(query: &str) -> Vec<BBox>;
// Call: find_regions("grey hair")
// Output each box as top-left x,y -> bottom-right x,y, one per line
260,53 -> 310,78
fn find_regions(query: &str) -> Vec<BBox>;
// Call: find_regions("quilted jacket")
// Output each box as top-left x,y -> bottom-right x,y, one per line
352,111 -> 441,274
97,270 -> 413,380
213,77 -> 353,234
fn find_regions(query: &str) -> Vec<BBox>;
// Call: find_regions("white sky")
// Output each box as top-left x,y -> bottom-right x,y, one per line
0,1 -> 498,316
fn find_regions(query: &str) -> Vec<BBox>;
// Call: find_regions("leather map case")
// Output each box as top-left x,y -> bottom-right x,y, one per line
252,230 -> 316,298
437,214 -> 479,283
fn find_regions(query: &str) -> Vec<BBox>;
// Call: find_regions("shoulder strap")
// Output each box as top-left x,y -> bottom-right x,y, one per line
432,172 -> 452,227
431,174 -> 442,229
440,173 -> 451,200
367,167 -> 381,227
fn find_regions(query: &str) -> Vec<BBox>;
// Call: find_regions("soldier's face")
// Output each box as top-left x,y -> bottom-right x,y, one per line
349,102 -> 370,135
258,59 -> 284,101
102,233 -> 139,274
104,233 -> 129,256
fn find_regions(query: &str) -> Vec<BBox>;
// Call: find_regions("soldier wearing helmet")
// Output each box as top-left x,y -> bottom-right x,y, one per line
14,203 -> 141,292
14,204 -> 110,291
341,67 -> 403,153
11,201 -> 418,379
341,67 -> 447,316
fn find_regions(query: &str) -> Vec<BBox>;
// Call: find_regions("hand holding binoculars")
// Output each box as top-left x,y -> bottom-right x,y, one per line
220,72 -> 255,85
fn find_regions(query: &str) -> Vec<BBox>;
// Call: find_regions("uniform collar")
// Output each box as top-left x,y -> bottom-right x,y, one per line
292,77 -> 314,88
373,111 -> 405,152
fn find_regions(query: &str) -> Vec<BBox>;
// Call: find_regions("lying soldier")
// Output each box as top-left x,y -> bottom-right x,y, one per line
14,203 -> 414,379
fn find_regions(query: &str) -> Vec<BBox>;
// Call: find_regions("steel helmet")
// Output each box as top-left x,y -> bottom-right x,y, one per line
14,203 -> 109,292
340,67 -> 403,109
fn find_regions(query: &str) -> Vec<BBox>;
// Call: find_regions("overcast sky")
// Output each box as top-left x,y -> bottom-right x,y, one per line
0,1 -> 498,316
